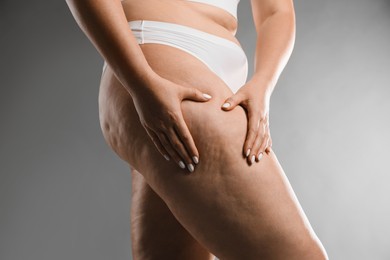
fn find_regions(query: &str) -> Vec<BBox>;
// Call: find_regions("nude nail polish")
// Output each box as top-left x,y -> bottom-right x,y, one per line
187,163 -> 194,173
203,93 -> 212,99
257,152 -> 263,161
251,155 -> 255,164
222,102 -> 231,108
192,156 -> 199,164
179,161 -> 186,169
246,148 -> 251,157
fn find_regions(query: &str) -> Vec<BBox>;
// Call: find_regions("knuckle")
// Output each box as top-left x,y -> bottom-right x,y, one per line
167,110 -> 179,122
182,134 -> 191,142
172,140 -> 182,149
227,97 -> 234,103
259,113 -> 266,120
249,127 -> 257,133
191,88 -> 198,95
141,121 -> 150,129
186,87 -> 196,97
259,116 -> 267,124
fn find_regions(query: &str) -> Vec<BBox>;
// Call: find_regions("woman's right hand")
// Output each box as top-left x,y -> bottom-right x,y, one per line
131,74 -> 213,173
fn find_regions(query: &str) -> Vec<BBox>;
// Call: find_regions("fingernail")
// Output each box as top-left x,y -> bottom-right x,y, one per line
179,161 -> 186,169
163,154 -> 170,161
257,152 -> 263,161
250,155 -> 255,164
222,102 -> 230,108
203,93 -> 212,99
192,156 -> 199,164
222,102 -> 231,108
245,148 -> 251,157
187,163 -> 194,173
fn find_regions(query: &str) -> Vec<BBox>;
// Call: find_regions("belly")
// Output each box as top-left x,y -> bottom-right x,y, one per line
121,0 -> 239,37
98,0 -> 243,165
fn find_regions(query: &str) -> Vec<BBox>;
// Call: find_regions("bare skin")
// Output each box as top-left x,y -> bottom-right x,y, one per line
99,17 -> 327,260
67,0 -> 328,259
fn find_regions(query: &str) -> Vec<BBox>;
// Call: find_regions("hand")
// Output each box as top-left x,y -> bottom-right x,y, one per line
131,74 -> 213,173
220,81 -> 272,165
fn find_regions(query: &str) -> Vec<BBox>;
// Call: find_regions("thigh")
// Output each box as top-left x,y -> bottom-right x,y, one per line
98,44 -> 326,259
136,107 -> 326,260
130,166 -> 214,260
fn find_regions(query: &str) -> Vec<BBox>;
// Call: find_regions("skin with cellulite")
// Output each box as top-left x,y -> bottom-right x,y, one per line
66,0 -> 329,259
99,45 -> 327,259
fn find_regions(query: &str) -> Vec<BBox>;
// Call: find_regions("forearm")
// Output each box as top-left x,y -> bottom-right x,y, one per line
251,10 -> 296,98
65,0 -> 158,96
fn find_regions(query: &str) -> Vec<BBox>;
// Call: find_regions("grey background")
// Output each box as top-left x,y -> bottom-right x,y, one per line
1,0 -> 389,259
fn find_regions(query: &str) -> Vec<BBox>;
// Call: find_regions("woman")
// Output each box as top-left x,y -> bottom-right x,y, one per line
66,0 -> 328,259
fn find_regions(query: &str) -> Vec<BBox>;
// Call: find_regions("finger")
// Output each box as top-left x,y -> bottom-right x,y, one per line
265,133 -> 273,154
182,87 -> 213,102
221,92 -> 243,111
248,123 -> 265,165
155,130 -> 184,169
174,116 -> 200,165
243,108 -> 260,158
166,126 -> 195,173
258,123 -> 270,158
144,125 -> 171,161
264,139 -> 271,154
259,134 -> 269,157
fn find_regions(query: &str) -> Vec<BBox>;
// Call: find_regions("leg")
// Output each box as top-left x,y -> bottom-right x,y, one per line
133,100 -> 327,260
99,43 -> 328,259
130,165 -> 215,260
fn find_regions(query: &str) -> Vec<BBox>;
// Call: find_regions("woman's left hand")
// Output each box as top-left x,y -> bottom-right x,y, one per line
220,80 -> 272,165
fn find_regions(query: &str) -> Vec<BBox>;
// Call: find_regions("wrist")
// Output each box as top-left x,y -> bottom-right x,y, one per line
248,75 -> 274,100
123,66 -> 161,97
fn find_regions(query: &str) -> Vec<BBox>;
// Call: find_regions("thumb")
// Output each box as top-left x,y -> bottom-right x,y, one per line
221,93 -> 243,110
182,87 -> 213,102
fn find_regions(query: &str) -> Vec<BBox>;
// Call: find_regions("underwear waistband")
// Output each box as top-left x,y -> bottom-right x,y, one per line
128,20 -> 244,53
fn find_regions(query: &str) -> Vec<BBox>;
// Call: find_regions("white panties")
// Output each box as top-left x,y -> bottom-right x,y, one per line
103,20 -> 248,93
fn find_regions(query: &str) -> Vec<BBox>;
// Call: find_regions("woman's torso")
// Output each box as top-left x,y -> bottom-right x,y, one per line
121,0 -> 241,46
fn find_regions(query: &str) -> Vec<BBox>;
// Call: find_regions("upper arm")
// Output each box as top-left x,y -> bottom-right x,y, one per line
250,0 -> 295,27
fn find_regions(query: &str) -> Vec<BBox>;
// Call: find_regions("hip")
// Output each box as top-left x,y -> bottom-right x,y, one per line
102,19 -> 248,93
98,29 -> 245,163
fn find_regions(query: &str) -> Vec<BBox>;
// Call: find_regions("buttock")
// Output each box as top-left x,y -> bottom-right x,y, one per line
102,19 -> 248,94
98,19 -> 249,167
